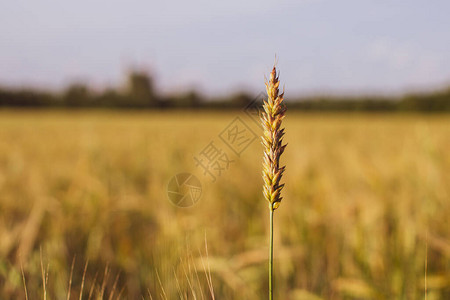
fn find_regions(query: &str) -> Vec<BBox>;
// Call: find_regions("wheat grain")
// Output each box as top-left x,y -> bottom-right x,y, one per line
261,66 -> 287,211
261,65 -> 287,300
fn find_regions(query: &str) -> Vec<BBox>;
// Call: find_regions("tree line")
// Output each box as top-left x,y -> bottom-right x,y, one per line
1,71 -> 449,112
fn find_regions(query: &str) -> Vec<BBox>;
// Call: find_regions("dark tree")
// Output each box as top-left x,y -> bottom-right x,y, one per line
63,83 -> 92,107
125,71 -> 158,107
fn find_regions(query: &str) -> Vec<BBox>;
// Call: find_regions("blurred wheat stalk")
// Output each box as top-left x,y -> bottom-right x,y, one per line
261,66 -> 287,300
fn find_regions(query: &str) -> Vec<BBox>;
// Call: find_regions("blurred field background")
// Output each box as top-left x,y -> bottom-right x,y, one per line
2,1 -> 450,299
0,109 -> 449,299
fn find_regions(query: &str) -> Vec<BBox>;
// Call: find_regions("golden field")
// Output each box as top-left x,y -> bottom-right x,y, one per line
0,110 -> 449,299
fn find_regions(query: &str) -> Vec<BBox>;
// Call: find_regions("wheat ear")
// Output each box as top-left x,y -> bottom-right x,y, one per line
261,66 -> 287,300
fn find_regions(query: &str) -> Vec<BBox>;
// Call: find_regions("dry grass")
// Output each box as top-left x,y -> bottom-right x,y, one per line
0,109 -> 449,299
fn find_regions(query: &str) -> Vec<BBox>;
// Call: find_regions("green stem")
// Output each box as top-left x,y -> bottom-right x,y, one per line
269,207 -> 274,300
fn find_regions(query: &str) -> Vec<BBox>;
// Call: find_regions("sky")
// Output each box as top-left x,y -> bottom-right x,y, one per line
0,0 -> 449,96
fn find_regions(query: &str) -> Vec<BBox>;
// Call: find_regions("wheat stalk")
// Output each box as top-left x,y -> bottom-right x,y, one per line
261,65 -> 287,300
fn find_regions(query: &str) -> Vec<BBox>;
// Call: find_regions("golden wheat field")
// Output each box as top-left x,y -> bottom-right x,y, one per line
0,109 -> 449,299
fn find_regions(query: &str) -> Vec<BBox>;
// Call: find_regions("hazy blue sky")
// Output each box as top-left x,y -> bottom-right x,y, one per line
1,0 -> 449,96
